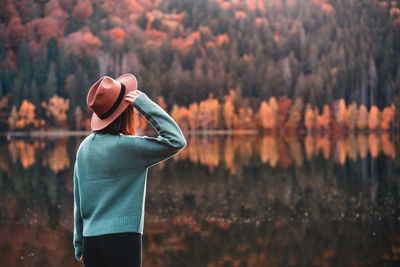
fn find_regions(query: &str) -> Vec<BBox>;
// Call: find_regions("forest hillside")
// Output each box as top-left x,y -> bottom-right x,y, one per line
0,0 -> 399,131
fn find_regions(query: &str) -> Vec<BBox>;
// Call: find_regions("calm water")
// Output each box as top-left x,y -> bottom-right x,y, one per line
0,133 -> 399,266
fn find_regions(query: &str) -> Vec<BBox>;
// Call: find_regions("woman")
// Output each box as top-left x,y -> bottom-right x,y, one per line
73,74 -> 187,267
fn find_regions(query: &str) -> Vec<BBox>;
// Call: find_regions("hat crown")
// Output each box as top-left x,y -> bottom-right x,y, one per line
87,76 -> 123,117
87,73 -> 137,131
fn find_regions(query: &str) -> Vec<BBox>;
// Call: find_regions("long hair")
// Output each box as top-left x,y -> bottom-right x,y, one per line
94,105 -> 136,135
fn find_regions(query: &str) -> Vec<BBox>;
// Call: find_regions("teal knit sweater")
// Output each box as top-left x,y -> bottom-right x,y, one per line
73,93 -> 187,260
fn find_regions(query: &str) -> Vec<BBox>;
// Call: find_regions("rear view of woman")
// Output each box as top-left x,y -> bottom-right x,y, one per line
73,74 -> 187,267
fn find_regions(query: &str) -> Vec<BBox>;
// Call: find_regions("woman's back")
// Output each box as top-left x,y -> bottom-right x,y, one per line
75,133 -> 150,236
73,89 -> 187,263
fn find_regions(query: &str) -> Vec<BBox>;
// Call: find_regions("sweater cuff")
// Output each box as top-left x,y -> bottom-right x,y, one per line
132,92 -> 150,110
75,247 -> 82,261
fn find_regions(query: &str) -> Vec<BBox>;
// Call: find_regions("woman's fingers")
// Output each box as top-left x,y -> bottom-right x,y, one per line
125,97 -> 134,104
128,90 -> 142,97
125,90 -> 143,104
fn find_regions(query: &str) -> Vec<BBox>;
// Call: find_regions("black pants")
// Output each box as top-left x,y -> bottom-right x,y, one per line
82,232 -> 142,267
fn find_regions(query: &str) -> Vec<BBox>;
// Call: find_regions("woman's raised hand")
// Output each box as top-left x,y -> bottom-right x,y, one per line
125,90 -> 143,105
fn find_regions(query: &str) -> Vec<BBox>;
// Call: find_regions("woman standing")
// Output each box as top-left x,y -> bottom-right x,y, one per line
73,74 -> 187,266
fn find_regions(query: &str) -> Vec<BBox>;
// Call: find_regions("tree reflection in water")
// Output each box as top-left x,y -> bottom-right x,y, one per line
0,134 -> 399,266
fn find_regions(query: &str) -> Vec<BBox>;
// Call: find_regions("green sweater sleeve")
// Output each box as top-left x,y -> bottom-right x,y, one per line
73,161 -> 83,261
131,92 -> 187,167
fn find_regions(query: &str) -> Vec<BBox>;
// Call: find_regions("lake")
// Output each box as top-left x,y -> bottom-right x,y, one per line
0,133 -> 399,266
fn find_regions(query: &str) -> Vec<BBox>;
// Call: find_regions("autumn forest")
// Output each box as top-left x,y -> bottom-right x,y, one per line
1,0 -> 400,132
1,1 -> 400,265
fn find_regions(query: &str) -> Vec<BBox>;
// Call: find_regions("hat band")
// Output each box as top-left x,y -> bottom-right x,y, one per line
98,83 -> 126,119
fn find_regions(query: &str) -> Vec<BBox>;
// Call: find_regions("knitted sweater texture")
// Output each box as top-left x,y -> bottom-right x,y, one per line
73,93 -> 187,260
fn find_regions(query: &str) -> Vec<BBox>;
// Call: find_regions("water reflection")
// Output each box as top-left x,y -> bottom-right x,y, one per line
3,133 -> 398,174
175,133 -> 396,171
0,134 -> 399,266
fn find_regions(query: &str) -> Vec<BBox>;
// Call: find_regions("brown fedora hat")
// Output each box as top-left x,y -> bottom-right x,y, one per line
87,74 -> 138,131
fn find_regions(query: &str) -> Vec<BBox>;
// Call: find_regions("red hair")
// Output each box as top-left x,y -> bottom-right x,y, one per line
94,106 -> 136,135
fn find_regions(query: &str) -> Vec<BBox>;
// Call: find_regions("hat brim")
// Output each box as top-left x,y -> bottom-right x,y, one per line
90,74 -> 138,131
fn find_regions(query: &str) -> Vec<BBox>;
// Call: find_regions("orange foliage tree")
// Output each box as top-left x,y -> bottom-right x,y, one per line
381,104 -> 395,130
304,104 -> 315,131
319,104 -> 331,130
368,105 -> 381,130
28,16 -> 65,44
171,104 -> 190,131
258,101 -> 276,130
63,27 -> 102,56
15,100 -> 38,129
72,0 -> 93,21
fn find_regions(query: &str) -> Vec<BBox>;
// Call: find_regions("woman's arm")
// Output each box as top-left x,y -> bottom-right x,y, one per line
126,90 -> 187,167
73,161 -> 83,261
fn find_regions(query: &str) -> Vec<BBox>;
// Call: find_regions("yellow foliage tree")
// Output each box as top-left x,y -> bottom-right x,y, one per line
188,102 -> 199,130
42,95 -> 70,129
335,99 -> 347,127
258,101 -> 276,129
321,104 -> 331,130
316,104 -> 331,130
269,97 -> 278,113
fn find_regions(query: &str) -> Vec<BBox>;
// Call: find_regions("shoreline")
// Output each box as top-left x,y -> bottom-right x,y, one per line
1,129 -> 260,137
0,128 -> 397,138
